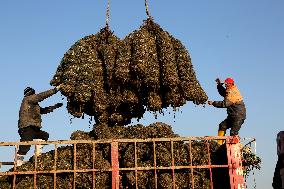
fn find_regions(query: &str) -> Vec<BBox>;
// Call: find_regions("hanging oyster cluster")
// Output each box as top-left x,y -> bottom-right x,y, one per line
50,18 -> 208,126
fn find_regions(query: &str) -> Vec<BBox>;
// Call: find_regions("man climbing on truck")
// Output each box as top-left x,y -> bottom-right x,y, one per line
16,85 -> 63,166
208,77 -> 246,145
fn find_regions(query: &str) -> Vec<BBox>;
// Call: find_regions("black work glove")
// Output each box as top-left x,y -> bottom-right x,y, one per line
215,78 -> 221,85
54,103 -> 63,108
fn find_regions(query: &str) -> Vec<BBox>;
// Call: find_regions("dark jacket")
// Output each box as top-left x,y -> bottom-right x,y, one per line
273,131 -> 284,188
212,84 -> 246,119
18,88 -> 58,129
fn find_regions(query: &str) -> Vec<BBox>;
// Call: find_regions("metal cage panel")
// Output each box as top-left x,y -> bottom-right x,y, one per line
0,136 -> 254,189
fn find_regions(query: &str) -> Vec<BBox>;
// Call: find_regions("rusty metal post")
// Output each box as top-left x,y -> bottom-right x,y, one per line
189,139 -> 194,189
73,144 -> 77,189
134,142 -> 138,189
205,140 -> 214,189
153,141 -> 158,189
111,142 -> 119,189
226,136 -> 245,189
13,146 -> 18,189
54,144 -> 58,189
170,140 -> 176,189
34,144 -> 38,189
92,143 -> 96,189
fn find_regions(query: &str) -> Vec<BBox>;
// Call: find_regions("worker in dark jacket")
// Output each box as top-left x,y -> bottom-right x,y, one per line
208,78 -> 246,145
16,85 -> 63,166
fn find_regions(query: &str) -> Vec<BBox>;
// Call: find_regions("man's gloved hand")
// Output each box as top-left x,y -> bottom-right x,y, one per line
55,84 -> 64,91
215,78 -> 221,85
208,101 -> 214,105
54,103 -> 63,108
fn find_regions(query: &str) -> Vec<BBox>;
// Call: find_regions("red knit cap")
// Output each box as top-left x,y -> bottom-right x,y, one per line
224,78 -> 234,84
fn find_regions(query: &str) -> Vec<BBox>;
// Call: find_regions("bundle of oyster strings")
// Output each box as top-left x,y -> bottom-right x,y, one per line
50,19 -> 207,125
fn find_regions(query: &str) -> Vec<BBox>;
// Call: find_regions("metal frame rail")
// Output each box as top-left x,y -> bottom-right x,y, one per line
0,136 -> 255,189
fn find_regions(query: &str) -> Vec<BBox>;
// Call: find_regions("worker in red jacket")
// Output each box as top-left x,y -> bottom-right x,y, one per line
16,85 -> 63,166
208,78 -> 246,144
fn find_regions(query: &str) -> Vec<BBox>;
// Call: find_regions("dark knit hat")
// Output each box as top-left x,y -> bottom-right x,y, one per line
24,87 -> 35,96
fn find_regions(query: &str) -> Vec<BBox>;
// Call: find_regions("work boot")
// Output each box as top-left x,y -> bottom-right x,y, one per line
34,139 -> 44,156
16,154 -> 24,167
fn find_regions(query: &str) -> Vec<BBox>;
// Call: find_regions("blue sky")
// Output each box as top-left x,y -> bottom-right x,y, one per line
0,1 -> 283,188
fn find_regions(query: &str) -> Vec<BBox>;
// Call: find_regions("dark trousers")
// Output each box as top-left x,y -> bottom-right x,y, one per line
273,156 -> 282,189
18,126 -> 49,155
218,117 -> 245,136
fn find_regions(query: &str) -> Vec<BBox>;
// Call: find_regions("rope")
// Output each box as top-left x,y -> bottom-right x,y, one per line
145,0 -> 151,18
106,0 -> 110,28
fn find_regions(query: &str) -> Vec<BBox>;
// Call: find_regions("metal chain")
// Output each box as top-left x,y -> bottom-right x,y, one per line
145,0 -> 151,18
253,170 -> 257,189
106,0 -> 110,27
